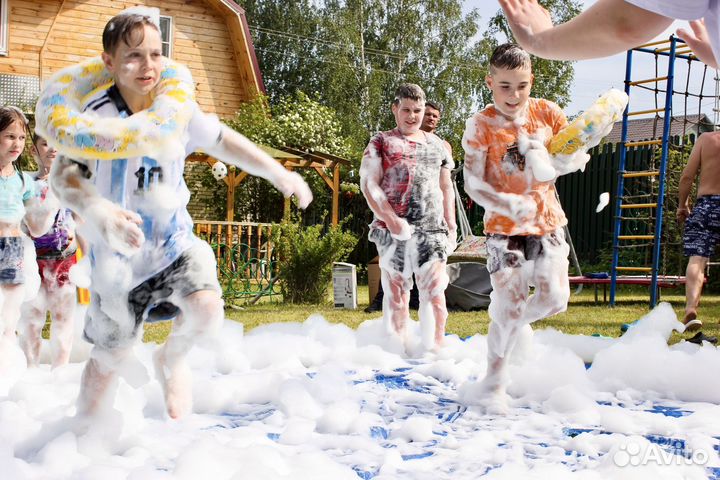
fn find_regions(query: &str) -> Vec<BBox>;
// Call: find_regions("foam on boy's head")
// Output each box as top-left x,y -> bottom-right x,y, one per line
103,7 -> 160,54
489,43 -> 532,74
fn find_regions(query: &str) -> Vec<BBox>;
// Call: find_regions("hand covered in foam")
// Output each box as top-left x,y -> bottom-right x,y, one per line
519,135 -> 556,182
84,199 -> 145,257
548,89 -> 628,176
274,171 -> 313,209
387,217 -> 414,241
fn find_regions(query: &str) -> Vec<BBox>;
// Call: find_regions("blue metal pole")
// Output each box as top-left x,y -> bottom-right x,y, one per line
650,37 -> 677,307
610,49 -> 634,306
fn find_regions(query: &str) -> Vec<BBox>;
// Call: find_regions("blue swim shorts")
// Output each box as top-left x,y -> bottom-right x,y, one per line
683,195 -> 720,258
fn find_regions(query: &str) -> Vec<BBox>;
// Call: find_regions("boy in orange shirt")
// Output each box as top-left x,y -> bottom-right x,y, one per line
462,44 -> 572,411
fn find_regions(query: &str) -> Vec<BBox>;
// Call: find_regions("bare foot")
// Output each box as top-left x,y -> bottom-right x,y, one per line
153,349 -> 193,419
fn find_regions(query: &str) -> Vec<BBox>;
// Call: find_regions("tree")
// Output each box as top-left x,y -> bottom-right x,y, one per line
236,0 -> 580,161
199,92 -> 354,223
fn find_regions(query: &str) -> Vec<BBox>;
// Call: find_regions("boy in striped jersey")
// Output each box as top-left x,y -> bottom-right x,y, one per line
50,9 -> 312,419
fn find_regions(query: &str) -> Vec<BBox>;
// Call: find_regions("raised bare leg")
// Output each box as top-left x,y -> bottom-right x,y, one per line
154,289 -> 224,419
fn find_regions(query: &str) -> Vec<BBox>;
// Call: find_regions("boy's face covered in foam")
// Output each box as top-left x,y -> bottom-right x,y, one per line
102,24 -> 163,109
391,98 -> 425,136
486,66 -> 534,120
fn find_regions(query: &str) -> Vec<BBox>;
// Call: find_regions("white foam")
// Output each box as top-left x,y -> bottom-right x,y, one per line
2,303 -> 719,478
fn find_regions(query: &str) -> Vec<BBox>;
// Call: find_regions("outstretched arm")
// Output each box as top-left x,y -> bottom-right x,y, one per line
359,136 -> 413,240
50,157 -> 144,257
499,0 -> 673,60
203,126 -> 313,209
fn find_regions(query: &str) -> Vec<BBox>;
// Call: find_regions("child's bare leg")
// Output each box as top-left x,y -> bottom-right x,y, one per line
49,285 -> 77,368
1,284 -> 24,341
522,234 -> 570,324
76,346 -> 131,417
684,256 -> 707,323
380,269 -> 411,338
154,289 -> 223,419
482,267 -> 528,396
415,260 -> 449,348
18,301 -> 46,367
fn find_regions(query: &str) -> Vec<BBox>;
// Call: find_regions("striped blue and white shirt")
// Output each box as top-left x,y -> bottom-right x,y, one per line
79,84 -> 222,284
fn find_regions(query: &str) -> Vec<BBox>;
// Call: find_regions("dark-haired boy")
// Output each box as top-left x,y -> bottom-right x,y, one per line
462,44 -> 570,410
360,84 -> 456,351
50,8 -> 312,419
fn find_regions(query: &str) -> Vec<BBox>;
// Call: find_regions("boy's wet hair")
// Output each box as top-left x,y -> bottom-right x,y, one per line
103,13 -> 159,54
392,83 -> 426,105
489,43 -> 532,72
425,100 -> 442,114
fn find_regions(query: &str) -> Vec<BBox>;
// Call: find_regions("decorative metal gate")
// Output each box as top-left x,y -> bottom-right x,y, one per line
194,221 -> 278,301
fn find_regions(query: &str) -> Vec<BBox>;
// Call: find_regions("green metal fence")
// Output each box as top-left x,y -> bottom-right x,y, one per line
556,136 -> 693,264
194,221 -> 279,301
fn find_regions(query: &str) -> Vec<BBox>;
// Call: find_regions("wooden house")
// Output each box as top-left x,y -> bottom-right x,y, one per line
0,0 -> 265,115
0,0 -> 348,224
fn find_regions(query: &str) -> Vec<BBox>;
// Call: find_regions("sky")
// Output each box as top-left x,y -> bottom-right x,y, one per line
467,0 -> 720,120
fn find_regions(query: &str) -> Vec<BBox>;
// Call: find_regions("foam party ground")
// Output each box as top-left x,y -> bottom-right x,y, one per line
1,302 -> 719,479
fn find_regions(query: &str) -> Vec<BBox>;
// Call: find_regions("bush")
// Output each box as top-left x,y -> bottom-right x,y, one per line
272,215 -> 358,304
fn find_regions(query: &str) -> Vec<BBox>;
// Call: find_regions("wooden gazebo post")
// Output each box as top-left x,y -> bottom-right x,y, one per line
195,146 -> 350,224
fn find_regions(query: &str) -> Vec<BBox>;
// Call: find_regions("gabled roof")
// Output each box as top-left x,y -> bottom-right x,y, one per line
198,0 -> 266,95
603,114 -> 714,143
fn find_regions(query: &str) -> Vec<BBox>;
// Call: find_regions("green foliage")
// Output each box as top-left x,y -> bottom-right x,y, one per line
272,215 -> 359,304
205,92 -> 353,222
237,0 -> 579,164
487,1 -> 582,108
225,92 -> 353,159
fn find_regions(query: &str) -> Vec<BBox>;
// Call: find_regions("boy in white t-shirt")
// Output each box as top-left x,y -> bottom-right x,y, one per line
499,0 -> 719,68
50,9 -> 312,419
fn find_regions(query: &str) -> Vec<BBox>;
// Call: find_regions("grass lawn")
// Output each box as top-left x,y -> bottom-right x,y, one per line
143,284 -> 720,345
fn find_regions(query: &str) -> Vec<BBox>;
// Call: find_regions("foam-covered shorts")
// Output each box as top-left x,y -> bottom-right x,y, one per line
0,236 -> 24,284
486,229 -> 567,275
369,227 -> 447,277
683,195 -> 720,258
83,242 -> 221,349
38,252 -> 77,289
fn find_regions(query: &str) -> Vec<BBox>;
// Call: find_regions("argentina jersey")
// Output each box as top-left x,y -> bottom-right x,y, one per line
80,84 -> 219,285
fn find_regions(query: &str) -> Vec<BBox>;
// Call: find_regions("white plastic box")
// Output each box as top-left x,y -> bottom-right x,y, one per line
332,262 -> 357,309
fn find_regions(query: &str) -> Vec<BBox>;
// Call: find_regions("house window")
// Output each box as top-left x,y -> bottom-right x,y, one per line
159,15 -> 172,58
0,0 -> 8,56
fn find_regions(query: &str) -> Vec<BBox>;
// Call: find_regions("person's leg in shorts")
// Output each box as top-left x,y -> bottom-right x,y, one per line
19,255 -> 78,368
413,231 -> 450,349
371,228 -> 413,340
478,230 -> 570,408
682,197 -> 720,330
147,242 -> 224,419
77,241 -> 223,419
477,234 -> 532,407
